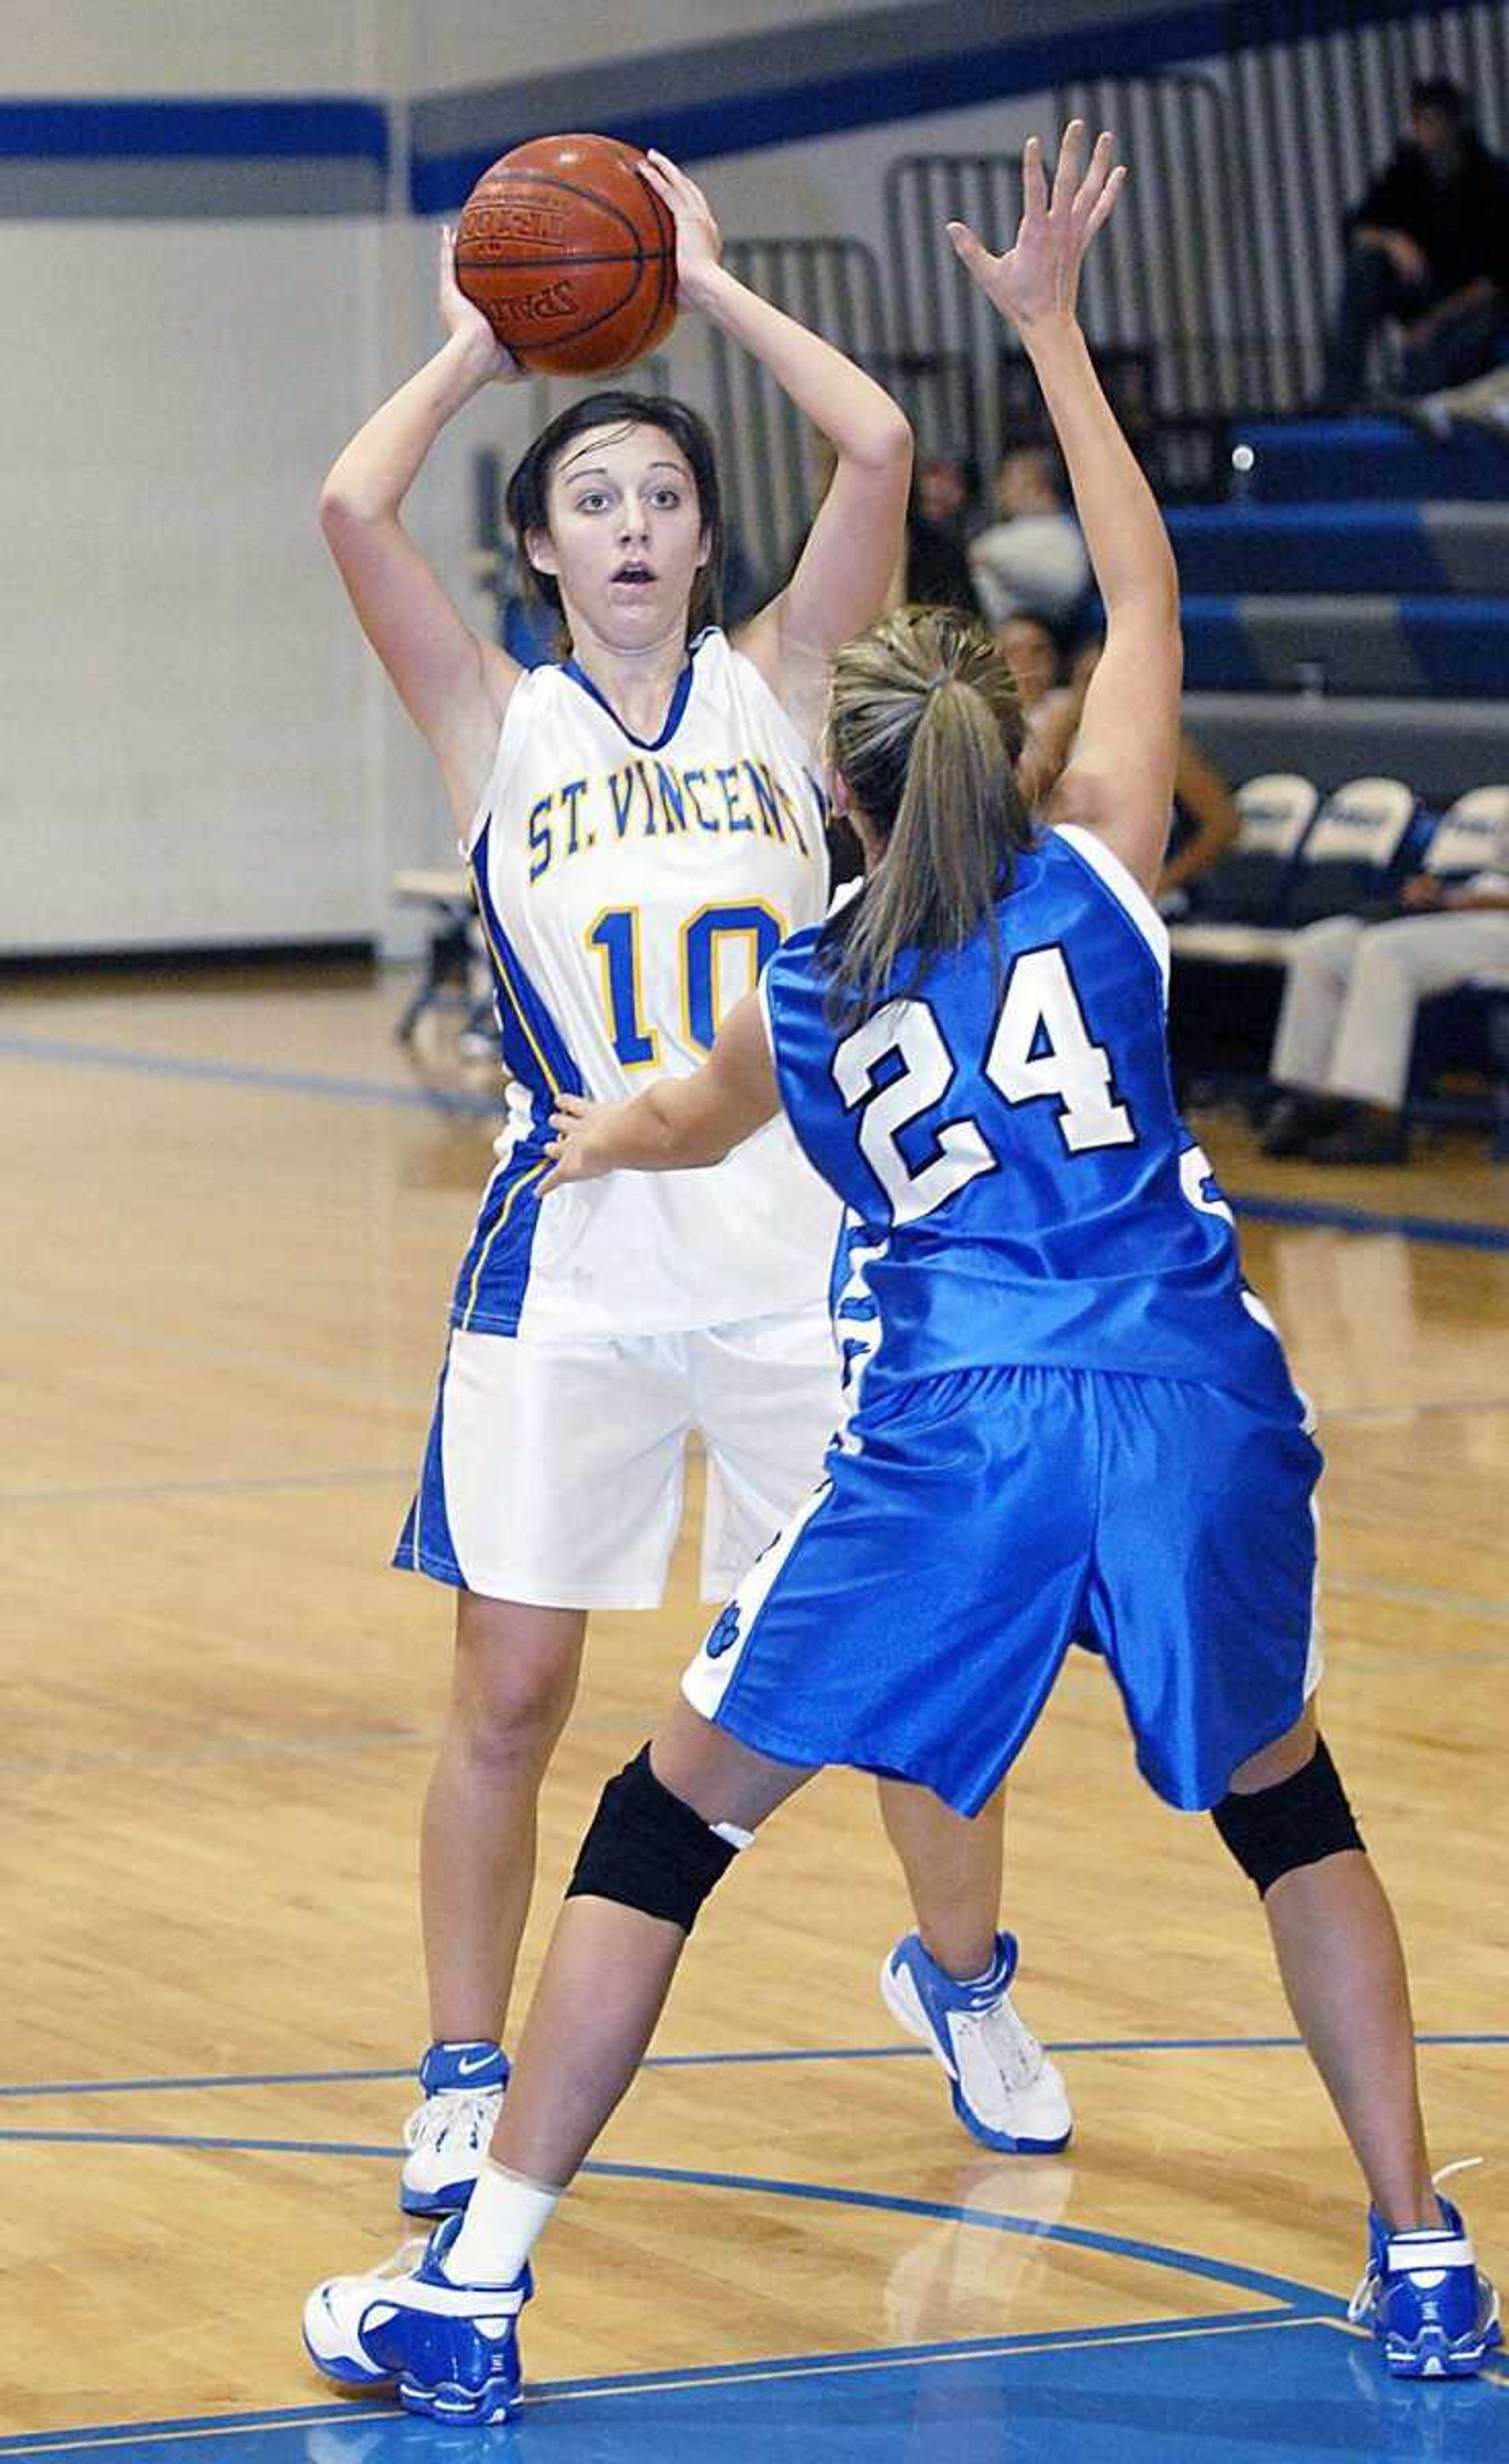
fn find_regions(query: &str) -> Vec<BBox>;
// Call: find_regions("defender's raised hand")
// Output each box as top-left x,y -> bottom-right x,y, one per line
946,122 -> 1125,333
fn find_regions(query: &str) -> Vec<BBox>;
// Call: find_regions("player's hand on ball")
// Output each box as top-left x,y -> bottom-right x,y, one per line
637,150 -> 722,306
535,1092 -> 613,1194
947,122 -> 1125,333
439,224 -> 525,380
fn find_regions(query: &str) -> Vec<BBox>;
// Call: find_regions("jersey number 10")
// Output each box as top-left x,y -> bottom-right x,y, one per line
589,902 -> 785,1067
833,944 -> 1136,1225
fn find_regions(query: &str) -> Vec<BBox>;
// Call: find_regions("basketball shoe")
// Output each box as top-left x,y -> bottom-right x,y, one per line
303,2212 -> 530,2425
399,2040 -> 509,2217
879,1930 -> 1072,2154
1348,2194 -> 1502,2378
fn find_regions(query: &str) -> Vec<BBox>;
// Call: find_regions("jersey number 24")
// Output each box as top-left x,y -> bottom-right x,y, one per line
832,944 -> 1136,1225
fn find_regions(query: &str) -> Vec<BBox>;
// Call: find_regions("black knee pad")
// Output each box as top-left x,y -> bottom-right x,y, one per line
566,1744 -> 743,1933
1211,1736 -> 1364,1897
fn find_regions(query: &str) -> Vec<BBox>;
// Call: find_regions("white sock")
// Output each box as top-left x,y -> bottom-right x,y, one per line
444,2159 -> 564,2286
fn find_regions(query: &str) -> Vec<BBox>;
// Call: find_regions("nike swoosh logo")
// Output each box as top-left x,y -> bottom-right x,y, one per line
455,2052 -> 501,2079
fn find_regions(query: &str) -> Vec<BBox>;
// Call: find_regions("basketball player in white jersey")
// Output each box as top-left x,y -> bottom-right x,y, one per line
318,147 -> 1070,2214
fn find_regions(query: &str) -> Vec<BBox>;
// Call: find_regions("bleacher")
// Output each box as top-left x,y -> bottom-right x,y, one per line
1160,411 -> 1509,1142
1174,417 -> 1509,804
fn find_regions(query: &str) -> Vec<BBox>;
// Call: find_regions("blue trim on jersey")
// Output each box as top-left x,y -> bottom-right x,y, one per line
560,637 -> 701,751
456,824 -> 586,1335
467,822 -> 586,1108
394,1345 -> 463,1581
446,1147 -> 555,1338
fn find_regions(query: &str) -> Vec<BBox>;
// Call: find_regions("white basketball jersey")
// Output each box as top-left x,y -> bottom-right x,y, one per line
451,628 -> 841,1339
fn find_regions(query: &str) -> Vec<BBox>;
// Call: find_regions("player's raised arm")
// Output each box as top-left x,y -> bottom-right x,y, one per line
318,227 -> 527,827
536,992 -> 781,1192
637,149 -> 912,737
949,125 -> 1181,896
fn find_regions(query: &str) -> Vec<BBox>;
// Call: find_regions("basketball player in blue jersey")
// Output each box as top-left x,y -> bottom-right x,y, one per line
317,145 -> 1068,2221
306,127 -> 1498,2419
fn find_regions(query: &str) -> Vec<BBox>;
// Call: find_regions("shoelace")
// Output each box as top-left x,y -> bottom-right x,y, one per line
960,1995 -> 1046,2095
402,2085 -> 503,2159
1346,2158 -> 1484,2322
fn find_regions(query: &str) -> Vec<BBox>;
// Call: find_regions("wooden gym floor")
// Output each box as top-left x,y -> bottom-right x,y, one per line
1,964 -> 1504,2461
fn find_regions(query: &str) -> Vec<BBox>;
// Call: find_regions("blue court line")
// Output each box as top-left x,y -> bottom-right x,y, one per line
3,2032 -> 1504,2099
0,2312 -> 1337,2457
2,1026 -> 1504,1254
0,1033 -> 497,1118
0,2129 -> 402,2156
1231,1191 -> 1509,1254
2,1458 -> 409,1498
2,1467 -> 411,1507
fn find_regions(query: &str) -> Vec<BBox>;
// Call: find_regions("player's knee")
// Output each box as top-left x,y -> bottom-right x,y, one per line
451,1650 -> 578,1774
566,1744 -> 747,1933
1211,1735 -> 1364,1897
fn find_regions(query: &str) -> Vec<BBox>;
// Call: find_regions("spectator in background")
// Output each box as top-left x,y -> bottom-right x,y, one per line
1261,804 -> 1509,1163
1320,79 -> 1509,409
905,454 -> 983,613
1397,356 -> 1509,446
1028,634 -> 1239,909
968,445 -> 1089,628
915,450 -> 978,537
995,609 -> 1070,806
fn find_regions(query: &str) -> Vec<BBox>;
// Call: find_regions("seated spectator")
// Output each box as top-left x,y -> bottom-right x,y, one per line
915,451 -> 978,538
1262,809 -> 1509,1163
968,446 -> 1089,627
1030,636 -> 1240,908
905,487 -> 982,614
995,610 -> 1070,806
718,518 -> 766,628
1320,79 -> 1509,408
1397,358 -> 1509,444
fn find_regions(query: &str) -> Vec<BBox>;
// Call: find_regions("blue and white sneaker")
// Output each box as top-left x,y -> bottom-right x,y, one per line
303,2212 -> 531,2425
879,1930 -> 1073,2154
1348,2194 -> 1502,2378
399,2040 -> 509,2217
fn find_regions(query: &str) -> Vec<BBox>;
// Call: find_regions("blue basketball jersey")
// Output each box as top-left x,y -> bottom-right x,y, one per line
759,824 -> 1298,1409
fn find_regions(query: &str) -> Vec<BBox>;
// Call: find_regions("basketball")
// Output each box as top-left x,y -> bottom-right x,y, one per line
454,133 -> 678,377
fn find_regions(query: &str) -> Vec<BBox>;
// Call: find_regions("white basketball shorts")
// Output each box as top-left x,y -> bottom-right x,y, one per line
394,1305 -> 841,1610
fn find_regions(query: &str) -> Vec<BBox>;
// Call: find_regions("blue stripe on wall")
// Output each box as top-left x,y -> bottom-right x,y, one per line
409,8 -> 1221,208
0,99 -> 388,164
0,0 -> 1485,218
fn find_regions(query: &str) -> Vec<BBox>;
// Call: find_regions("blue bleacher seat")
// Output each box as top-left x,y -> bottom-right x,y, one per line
1232,418 -> 1509,506
1281,776 -> 1416,926
1183,773 -> 1318,929
1419,784 -> 1509,882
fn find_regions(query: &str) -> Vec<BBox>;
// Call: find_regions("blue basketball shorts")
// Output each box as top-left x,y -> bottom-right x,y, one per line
681,1363 -> 1324,1816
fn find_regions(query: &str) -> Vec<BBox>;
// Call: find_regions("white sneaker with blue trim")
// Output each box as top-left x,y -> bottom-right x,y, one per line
880,1929 -> 1073,2154
1349,2193 -> 1502,2378
303,2212 -> 530,2425
399,2040 -> 509,2217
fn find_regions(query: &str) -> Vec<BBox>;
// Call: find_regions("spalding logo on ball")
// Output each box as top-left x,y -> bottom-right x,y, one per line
454,133 -> 678,376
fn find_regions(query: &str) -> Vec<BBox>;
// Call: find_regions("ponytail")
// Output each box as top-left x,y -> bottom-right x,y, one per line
824,606 -> 1030,1023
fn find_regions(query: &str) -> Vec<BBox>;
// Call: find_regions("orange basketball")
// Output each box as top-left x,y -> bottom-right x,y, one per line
453,133 -> 678,377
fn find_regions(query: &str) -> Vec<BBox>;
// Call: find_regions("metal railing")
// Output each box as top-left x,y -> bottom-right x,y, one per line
883,0 -> 1508,480
479,0 -> 1509,591
707,235 -> 892,586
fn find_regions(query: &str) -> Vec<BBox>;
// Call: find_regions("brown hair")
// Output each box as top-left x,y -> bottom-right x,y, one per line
504,391 -> 723,653
822,604 -> 1031,1023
